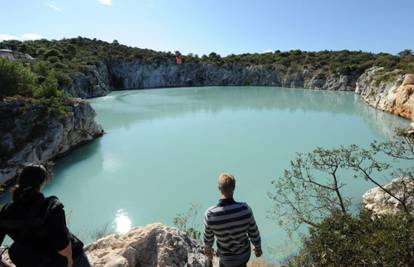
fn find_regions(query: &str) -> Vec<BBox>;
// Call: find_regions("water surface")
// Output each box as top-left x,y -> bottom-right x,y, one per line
43,86 -> 409,259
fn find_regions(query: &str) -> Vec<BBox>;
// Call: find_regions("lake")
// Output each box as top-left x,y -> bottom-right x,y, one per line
43,86 -> 409,260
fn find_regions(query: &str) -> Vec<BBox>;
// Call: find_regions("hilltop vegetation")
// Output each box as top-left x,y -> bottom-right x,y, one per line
1,37 -> 413,73
0,37 -> 413,98
0,37 -> 413,117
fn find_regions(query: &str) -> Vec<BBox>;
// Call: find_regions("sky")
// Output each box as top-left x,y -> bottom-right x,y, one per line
1,0 -> 413,56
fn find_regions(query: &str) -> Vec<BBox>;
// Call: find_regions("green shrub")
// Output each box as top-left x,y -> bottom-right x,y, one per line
31,60 -> 51,77
33,97 -> 69,119
291,212 -> 414,267
33,72 -> 64,98
54,71 -> 72,87
173,204 -> 202,241
44,49 -> 62,59
47,56 -> 60,64
0,58 -> 36,97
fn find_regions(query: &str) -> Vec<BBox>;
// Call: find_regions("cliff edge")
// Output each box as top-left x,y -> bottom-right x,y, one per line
356,67 -> 414,120
85,223 -> 217,267
0,97 -> 104,183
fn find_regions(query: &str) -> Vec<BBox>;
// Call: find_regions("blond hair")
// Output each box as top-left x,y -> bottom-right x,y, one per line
218,172 -> 236,195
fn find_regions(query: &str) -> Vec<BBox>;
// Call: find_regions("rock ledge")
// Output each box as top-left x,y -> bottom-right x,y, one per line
362,177 -> 414,216
85,223 -> 216,267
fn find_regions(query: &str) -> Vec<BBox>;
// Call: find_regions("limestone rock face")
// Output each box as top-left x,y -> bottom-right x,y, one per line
0,97 -> 104,183
85,223 -> 217,267
65,60 -> 358,98
356,67 -> 414,120
362,177 -> 414,216
66,62 -> 111,98
0,49 -> 33,61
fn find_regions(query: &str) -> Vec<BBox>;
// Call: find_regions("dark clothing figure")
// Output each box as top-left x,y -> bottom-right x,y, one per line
0,192 -> 89,267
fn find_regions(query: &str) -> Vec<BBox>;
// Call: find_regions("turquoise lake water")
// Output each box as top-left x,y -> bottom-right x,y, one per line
41,86 -> 409,260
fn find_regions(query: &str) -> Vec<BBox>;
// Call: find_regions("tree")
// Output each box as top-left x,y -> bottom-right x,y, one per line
208,52 -> 221,63
0,58 -> 36,98
33,72 -> 64,98
44,49 -> 63,60
272,133 -> 414,266
270,137 -> 414,234
398,49 -> 413,57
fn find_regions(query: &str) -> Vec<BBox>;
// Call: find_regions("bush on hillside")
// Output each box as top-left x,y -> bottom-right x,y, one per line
291,211 -> 414,266
1,38 -> 413,81
32,72 -> 64,98
0,58 -> 36,97
271,134 -> 414,266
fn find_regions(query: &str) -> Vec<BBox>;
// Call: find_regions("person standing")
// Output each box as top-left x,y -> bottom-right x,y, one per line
203,172 -> 262,267
0,164 -> 91,267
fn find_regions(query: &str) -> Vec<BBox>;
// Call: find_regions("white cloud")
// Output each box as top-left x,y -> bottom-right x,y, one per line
98,0 -> 112,6
46,1 -> 63,12
21,33 -> 42,40
0,33 -> 43,41
0,34 -> 19,41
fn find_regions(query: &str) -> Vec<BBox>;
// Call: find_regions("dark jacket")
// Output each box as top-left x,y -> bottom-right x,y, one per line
0,192 -> 83,267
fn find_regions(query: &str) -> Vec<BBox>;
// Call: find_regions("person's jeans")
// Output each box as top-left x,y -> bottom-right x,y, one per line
73,252 -> 92,267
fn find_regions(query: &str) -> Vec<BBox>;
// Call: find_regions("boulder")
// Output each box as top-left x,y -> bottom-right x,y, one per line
85,223 -> 218,267
362,177 -> 414,216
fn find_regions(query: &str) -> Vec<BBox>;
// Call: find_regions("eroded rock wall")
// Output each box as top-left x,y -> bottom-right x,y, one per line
0,97 -> 104,183
66,60 -> 359,98
356,67 -> 414,120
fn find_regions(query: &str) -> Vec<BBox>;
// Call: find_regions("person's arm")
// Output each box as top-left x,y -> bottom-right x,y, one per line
0,242 -> 13,267
47,205 -> 73,267
203,211 -> 215,258
247,206 -> 262,257
0,260 -> 14,267
0,207 -> 12,267
0,243 -> 13,267
58,241 -> 73,267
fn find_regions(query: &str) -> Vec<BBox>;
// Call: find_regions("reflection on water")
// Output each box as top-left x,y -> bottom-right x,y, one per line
37,86 -> 409,260
113,209 -> 132,234
91,86 -> 408,136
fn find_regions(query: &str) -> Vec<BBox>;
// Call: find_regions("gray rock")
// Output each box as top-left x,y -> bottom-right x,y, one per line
362,177 -> 414,216
85,223 -> 219,267
356,67 -> 414,120
0,97 -> 104,183
0,49 -> 33,61
66,59 -> 359,98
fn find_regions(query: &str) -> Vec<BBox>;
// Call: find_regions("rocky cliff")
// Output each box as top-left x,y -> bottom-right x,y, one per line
66,59 -> 359,98
0,97 -> 104,183
356,67 -> 414,120
85,223 -> 217,267
0,224 -> 217,267
64,59 -> 414,123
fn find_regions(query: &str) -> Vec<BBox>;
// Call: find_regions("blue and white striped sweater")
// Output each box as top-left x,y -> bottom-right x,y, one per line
204,198 -> 261,262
